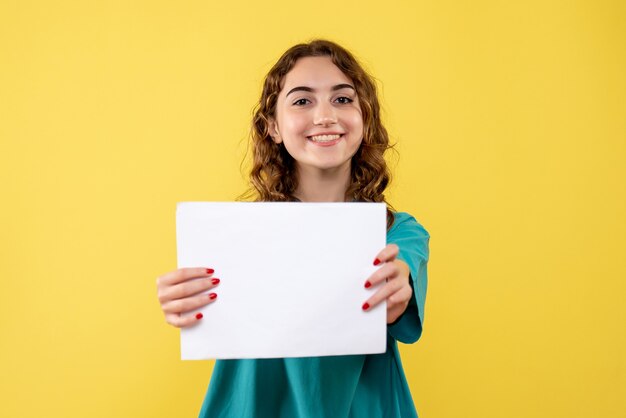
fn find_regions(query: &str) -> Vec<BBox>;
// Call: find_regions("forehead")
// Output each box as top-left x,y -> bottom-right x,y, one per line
281,56 -> 353,92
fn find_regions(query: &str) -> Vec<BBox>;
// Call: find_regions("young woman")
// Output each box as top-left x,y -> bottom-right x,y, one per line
156,39 -> 430,418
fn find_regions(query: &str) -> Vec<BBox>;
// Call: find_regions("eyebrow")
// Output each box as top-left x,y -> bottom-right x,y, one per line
286,83 -> 355,97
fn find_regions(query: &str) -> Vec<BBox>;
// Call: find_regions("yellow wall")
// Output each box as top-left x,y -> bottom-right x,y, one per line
1,1 -> 624,417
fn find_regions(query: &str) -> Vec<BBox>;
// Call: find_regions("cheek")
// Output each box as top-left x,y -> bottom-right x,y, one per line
348,111 -> 364,136
280,110 -> 308,135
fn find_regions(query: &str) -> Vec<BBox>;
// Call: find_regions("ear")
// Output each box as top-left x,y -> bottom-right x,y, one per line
268,118 -> 282,144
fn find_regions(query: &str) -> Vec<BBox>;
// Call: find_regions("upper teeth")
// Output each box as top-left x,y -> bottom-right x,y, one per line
309,134 -> 341,142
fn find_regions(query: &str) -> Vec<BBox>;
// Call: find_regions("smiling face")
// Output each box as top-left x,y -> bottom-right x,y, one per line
269,56 -> 364,175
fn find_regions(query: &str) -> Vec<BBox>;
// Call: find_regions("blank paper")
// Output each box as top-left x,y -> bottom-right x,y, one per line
176,202 -> 387,360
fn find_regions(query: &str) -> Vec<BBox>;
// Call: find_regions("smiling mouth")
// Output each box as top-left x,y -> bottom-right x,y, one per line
307,134 -> 344,143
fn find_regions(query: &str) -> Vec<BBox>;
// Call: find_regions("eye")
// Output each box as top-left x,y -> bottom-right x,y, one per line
335,96 -> 354,104
292,98 -> 311,106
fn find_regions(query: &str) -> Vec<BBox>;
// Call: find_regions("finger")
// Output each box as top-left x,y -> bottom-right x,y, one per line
164,311 -> 204,328
162,292 -> 218,314
386,285 -> 412,311
157,267 -> 215,287
364,262 -> 398,288
373,244 -> 399,265
158,277 -> 220,304
386,285 -> 413,323
362,279 -> 405,311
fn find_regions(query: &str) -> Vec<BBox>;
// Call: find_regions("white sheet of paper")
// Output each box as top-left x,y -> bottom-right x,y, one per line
176,202 -> 387,360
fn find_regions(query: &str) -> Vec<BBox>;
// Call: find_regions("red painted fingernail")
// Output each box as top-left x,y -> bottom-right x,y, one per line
211,278 -> 220,285
209,293 -> 217,300
373,258 -> 381,266
364,281 -> 371,288
362,302 -> 370,310
206,268 -> 214,274
195,313 -> 203,320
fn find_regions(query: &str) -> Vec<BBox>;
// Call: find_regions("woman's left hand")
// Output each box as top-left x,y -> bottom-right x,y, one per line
363,244 -> 413,324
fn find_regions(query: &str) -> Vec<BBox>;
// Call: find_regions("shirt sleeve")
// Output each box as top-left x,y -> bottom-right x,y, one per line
386,212 -> 430,344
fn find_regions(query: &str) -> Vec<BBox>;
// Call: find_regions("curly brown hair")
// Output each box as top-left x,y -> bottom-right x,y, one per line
241,39 -> 396,227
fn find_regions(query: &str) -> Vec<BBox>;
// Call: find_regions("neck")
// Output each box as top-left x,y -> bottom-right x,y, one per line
294,164 -> 352,203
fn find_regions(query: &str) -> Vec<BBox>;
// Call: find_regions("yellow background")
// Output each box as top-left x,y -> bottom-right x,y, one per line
1,1 -> 624,417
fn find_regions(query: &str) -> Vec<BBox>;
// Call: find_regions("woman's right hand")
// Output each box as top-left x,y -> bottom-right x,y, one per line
156,267 -> 220,328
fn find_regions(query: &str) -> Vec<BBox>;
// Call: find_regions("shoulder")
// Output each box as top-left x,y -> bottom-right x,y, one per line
389,211 -> 430,239
387,211 -> 430,261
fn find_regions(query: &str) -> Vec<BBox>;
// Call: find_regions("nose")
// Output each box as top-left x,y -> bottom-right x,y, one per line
313,102 -> 337,126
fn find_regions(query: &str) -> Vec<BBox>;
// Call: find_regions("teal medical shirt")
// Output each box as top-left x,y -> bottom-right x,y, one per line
199,212 -> 429,418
